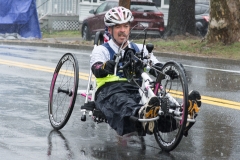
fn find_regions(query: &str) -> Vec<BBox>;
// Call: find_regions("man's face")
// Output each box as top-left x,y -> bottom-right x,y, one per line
109,23 -> 130,45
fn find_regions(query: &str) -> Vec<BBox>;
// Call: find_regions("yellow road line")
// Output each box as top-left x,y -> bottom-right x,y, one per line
170,90 -> 240,110
171,93 -> 240,110
0,59 -> 91,80
1,58 -> 239,109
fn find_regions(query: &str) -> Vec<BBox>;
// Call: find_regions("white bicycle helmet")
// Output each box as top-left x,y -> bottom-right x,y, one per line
104,6 -> 134,27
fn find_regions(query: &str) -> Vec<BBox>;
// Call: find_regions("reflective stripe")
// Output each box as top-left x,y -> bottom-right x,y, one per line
96,75 -> 127,88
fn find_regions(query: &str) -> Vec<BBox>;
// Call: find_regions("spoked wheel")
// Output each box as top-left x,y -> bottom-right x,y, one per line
48,53 -> 79,130
154,61 -> 188,152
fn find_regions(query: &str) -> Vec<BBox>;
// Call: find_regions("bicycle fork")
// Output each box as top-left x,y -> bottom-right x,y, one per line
78,69 -> 95,121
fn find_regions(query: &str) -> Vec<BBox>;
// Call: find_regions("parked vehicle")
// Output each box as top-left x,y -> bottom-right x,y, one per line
81,0 -> 164,40
195,3 -> 209,37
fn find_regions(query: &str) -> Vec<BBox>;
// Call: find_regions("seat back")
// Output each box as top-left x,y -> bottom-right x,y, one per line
94,31 -> 104,46
85,32 -> 104,102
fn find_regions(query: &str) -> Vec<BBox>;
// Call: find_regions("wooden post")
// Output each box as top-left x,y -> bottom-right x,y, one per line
119,0 -> 130,9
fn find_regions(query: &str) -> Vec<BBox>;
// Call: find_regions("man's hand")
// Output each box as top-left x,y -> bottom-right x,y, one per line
102,60 -> 116,74
91,61 -> 116,78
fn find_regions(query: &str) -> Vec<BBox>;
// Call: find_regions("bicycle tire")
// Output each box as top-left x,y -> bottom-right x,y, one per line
154,61 -> 188,152
48,53 -> 79,130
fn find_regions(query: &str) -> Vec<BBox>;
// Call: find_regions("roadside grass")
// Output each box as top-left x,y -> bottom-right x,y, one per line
146,36 -> 240,60
42,30 -> 240,60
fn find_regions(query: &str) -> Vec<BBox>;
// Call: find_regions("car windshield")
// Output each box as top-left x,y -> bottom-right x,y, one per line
130,2 -> 159,12
195,5 -> 209,15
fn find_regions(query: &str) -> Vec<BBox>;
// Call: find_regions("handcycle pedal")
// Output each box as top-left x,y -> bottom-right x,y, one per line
81,101 -> 95,111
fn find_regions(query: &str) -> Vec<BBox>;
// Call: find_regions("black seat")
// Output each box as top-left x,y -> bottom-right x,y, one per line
94,31 -> 104,46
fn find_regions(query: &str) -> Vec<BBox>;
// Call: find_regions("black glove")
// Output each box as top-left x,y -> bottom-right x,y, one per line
149,63 -> 163,77
102,60 -> 116,74
91,60 -> 116,78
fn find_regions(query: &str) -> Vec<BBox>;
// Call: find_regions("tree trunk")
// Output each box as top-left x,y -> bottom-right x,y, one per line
119,0 -> 130,9
166,0 -> 195,36
207,0 -> 240,44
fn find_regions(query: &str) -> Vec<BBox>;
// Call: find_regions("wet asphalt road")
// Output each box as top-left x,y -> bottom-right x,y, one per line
0,44 -> 240,160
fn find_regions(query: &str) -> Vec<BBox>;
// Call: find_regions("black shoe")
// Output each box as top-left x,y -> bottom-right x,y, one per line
184,90 -> 201,137
139,96 -> 160,119
188,90 -> 201,107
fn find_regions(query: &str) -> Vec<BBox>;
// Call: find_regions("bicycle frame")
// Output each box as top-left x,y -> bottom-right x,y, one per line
77,49 -> 188,124
77,69 -> 95,118
76,30 -> 191,128
77,39 -> 162,121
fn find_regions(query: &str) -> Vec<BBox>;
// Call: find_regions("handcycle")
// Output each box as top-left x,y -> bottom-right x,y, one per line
48,30 -> 196,152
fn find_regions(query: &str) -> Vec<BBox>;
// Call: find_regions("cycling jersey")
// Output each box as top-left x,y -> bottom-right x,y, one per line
101,42 -> 140,60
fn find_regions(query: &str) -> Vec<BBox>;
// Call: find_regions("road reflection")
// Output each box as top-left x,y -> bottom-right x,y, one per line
46,128 -> 176,160
47,130 -> 74,159
90,133 -> 147,159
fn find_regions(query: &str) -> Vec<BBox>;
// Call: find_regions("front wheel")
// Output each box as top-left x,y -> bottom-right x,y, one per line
48,53 -> 79,130
154,61 -> 188,152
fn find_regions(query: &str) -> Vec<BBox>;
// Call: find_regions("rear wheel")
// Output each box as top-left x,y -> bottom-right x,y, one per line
48,53 -> 79,130
154,61 -> 188,152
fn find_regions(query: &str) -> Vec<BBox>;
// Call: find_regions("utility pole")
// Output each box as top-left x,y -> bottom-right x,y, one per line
119,0 -> 130,9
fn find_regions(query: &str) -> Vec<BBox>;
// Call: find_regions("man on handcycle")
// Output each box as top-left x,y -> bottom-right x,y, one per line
90,6 -> 201,136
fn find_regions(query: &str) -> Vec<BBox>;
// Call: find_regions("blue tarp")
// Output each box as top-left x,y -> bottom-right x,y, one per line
0,0 -> 41,38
